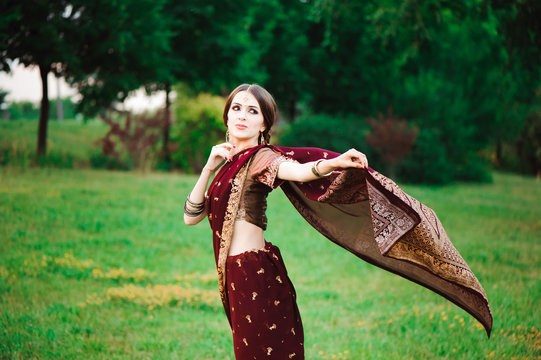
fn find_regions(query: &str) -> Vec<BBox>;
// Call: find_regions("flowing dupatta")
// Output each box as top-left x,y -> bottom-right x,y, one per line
206,145 -> 493,337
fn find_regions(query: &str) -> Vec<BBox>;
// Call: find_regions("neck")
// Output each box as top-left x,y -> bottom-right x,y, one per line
231,138 -> 259,155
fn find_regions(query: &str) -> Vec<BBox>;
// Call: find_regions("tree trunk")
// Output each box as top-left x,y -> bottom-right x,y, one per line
288,98 -> 297,122
162,82 -> 171,164
495,138 -> 502,167
56,75 -> 63,121
37,63 -> 50,158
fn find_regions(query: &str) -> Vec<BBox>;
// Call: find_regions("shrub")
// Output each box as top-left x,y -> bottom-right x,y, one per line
515,110 -> 541,176
396,128 -> 455,185
170,93 -> 226,173
279,113 -> 373,157
97,110 -> 168,171
365,107 -> 417,178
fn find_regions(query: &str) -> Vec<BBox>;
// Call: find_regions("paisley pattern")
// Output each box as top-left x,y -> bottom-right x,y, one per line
367,181 -> 417,254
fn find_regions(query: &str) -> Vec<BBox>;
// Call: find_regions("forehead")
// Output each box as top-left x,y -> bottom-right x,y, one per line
231,91 -> 259,107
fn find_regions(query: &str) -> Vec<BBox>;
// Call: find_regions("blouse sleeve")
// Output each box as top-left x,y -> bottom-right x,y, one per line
250,148 -> 294,189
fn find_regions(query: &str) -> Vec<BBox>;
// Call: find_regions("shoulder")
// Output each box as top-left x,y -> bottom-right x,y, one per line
250,146 -> 292,188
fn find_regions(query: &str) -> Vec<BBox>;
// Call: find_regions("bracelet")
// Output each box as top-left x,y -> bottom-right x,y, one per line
184,201 -> 205,216
186,193 -> 205,209
311,159 -> 332,177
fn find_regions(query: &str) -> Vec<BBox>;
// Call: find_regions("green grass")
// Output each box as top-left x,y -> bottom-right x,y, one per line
0,168 -> 539,359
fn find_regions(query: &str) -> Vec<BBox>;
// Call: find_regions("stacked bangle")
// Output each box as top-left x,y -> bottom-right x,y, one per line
311,159 -> 332,177
184,193 -> 205,217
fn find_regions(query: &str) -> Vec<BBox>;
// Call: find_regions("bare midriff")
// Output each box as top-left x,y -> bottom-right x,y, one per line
228,220 -> 265,256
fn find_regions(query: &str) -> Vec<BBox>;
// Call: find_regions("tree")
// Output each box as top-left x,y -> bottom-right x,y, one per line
0,0 -> 171,158
1,1 -> 82,157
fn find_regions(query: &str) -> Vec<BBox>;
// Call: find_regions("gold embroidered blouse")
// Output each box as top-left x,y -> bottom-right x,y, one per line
235,148 -> 291,230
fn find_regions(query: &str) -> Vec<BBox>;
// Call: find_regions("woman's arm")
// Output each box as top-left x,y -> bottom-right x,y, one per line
277,148 -> 368,183
184,143 -> 234,225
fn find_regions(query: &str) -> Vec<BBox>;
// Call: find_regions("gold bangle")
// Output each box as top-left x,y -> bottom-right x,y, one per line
311,160 -> 323,177
312,159 -> 332,177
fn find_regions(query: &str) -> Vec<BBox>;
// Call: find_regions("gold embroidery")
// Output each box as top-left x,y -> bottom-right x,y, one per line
216,160 -> 253,306
257,268 -> 265,274
291,328 -> 295,335
274,300 -> 280,306
276,276 -> 282,284
245,315 -> 252,323
289,353 -> 296,358
269,323 -> 276,330
243,338 -> 248,346
231,282 -> 235,290
236,258 -> 242,267
236,207 -> 247,221
252,292 -> 258,300
267,347 -> 273,355
367,181 -> 416,254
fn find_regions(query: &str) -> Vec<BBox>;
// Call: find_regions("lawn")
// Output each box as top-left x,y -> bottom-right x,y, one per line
0,165 -> 539,359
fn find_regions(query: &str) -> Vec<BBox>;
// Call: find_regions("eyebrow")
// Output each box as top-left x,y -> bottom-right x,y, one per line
232,102 -> 260,109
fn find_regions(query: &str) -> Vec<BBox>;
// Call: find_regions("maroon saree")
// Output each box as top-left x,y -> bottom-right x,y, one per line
206,145 -> 493,338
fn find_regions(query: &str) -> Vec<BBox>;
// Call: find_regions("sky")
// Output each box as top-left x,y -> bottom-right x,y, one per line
0,61 -> 167,112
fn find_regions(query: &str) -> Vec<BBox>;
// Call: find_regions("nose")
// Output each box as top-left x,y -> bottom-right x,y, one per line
239,108 -> 247,120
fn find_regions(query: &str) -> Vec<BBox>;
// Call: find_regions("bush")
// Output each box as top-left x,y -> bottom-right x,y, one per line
96,111 -> 167,171
515,110 -> 541,176
396,128 -> 454,185
89,150 -> 129,170
6,101 -> 39,120
170,92 -> 226,173
279,113 -> 373,157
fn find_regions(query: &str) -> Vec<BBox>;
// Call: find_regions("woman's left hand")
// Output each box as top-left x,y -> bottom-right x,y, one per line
330,148 -> 369,170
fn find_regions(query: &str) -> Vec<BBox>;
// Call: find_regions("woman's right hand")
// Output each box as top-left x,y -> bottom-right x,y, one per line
204,143 -> 235,172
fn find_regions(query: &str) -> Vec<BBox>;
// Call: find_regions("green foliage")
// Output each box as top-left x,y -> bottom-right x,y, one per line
88,151 -> 129,171
2,0 -> 540,181
5,101 -> 39,120
5,99 -> 78,121
48,98 -> 79,120
170,91 -> 226,172
279,114 -> 373,158
396,128 -> 456,185
276,0 -> 540,183
515,110 -> 541,176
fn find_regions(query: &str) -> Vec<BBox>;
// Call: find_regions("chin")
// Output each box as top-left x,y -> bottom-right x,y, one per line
231,132 -> 258,142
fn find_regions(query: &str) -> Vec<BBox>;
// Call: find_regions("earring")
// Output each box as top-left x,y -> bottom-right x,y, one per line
226,129 -> 230,143
259,131 -> 265,145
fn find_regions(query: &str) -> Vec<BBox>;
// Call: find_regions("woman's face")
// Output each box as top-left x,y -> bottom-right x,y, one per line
227,91 -> 265,144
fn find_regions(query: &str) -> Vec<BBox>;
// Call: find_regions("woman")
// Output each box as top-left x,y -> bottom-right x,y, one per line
184,84 -> 492,359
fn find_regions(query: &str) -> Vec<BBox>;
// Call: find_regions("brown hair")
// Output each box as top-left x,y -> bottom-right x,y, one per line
223,84 -> 277,144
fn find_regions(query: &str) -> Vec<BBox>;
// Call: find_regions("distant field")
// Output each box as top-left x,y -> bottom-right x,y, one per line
0,119 -> 108,167
0,166 -> 539,359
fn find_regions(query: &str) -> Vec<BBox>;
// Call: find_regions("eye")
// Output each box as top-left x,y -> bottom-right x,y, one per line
249,108 -> 259,115
232,105 -> 240,111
